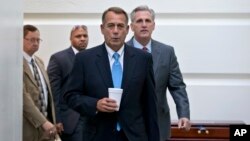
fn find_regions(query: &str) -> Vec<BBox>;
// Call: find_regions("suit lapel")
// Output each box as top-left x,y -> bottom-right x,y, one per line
95,44 -> 137,90
119,45 -> 137,107
35,56 -> 55,122
151,40 -> 160,74
121,44 -> 136,90
67,47 -> 75,63
95,44 -> 113,88
23,58 -> 37,86
94,43 -> 138,94
34,56 -> 50,90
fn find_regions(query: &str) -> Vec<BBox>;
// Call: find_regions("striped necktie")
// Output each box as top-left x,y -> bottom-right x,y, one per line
31,59 -> 47,117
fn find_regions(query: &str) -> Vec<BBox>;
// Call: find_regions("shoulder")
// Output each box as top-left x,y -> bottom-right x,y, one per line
34,56 -> 46,69
126,37 -> 133,46
48,48 -> 74,66
34,55 -> 44,64
152,39 -> 175,55
152,39 -> 173,49
126,43 -> 142,54
77,44 -> 103,56
51,47 -> 72,58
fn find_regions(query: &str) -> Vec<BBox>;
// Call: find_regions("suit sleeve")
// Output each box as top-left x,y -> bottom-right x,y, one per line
168,47 -> 190,119
47,55 -> 62,123
64,53 -> 98,117
23,83 -> 47,128
143,54 -> 160,141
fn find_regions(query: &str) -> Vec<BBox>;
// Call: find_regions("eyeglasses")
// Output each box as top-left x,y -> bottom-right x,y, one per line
24,38 -> 43,43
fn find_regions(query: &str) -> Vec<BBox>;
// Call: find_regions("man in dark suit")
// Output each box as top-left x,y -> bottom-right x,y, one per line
64,7 -> 159,141
127,5 -> 191,141
47,25 -> 89,141
23,24 -> 59,141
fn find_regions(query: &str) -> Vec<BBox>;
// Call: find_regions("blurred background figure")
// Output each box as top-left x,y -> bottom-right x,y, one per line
23,24 -> 60,141
47,25 -> 89,141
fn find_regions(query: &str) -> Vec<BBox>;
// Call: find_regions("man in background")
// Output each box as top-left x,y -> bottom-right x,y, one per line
64,7 -> 159,141
127,5 -> 191,141
23,24 -> 60,141
47,25 -> 89,141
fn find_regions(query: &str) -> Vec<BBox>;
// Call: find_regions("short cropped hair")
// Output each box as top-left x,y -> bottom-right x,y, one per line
102,7 -> 129,24
130,5 -> 155,22
70,25 -> 88,38
23,24 -> 39,38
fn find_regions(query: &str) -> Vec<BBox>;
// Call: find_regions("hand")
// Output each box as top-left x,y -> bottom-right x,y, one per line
97,97 -> 118,112
42,121 -> 57,139
56,123 -> 64,135
178,117 -> 191,131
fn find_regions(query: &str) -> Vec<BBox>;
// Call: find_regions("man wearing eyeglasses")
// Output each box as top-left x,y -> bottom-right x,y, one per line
47,25 -> 89,141
23,24 -> 61,141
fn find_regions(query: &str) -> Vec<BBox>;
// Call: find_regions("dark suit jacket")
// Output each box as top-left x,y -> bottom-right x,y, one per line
23,56 -> 56,141
127,38 -> 190,140
64,43 -> 159,141
47,47 -> 80,134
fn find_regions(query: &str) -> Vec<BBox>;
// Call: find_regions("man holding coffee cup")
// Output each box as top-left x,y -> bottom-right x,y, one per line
64,7 -> 159,141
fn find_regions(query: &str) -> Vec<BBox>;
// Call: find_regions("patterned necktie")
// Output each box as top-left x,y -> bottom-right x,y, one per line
31,59 -> 47,117
142,46 -> 148,52
111,52 -> 122,131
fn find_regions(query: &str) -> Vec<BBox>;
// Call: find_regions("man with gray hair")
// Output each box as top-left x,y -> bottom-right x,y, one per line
127,5 -> 191,141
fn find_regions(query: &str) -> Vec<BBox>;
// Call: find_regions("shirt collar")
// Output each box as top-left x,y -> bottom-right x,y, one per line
105,43 -> 124,60
71,46 -> 79,54
23,51 -> 34,63
132,37 -> 152,53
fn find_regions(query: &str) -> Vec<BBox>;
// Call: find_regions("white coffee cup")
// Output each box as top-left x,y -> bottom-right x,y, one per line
108,88 -> 123,111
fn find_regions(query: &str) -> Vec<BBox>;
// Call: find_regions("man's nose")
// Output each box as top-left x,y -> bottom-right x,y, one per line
80,36 -> 87,40
142,21 -> 147,26
113,26 -> 119,32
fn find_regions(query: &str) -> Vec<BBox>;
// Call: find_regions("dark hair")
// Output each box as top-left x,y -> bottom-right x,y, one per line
102,7 -> 128,24
130,5 -> 155,22
23,24 -> 39,38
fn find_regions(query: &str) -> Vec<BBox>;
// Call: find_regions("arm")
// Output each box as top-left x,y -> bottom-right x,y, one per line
23,83 -> 57,138
47,55 -> 63,123
168,47 -> 190,129
23,83 -> 47,127
168,47 -> 190,118
47,55 -> 64,133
